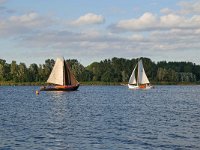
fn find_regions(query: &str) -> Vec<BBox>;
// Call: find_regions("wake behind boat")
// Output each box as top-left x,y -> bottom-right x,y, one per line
40,57 -> 79,91
128,59 -> 152,89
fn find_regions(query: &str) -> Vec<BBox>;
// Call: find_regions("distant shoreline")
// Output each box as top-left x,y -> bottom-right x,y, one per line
0,81 -> 199,86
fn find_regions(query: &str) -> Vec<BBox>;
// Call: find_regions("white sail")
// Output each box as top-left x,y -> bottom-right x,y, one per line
128,64 -> 137,84
138,60 -> 150,84
47,57 -> 64,85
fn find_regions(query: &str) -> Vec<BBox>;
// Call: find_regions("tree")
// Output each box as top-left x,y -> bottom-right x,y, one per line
80,70 -> 93,81
0,59 -> 6,81
17,63 -> 28,82
0,57 -> 200,84
38,64 -> 45,82
28,63 -> 39,82
87,62 -> 102,81
0,64 -> 5,81
43,59 -> 55,81
66,59 -> 85,81
101,69 -> 114,82
10,61 -> 18,82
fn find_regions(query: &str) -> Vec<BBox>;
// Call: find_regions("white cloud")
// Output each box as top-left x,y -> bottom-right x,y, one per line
114,12 -> 157,31
160,8 -> 174,14
0,12 -> 55,37
161,1 -> 200,15
110,12 -> 200,32
178,1 -> 200,14
129,34 -> 144,41
9,12 -> 54,28
160,14 -> 185,28
70,13 -> 105,26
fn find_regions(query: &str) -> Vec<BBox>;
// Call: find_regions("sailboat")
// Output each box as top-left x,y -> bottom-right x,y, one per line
40,57 -> 79,91
128,59 -> 152,89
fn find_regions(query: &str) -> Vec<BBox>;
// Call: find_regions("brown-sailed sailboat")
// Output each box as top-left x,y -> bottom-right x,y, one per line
40,57 -> 79,91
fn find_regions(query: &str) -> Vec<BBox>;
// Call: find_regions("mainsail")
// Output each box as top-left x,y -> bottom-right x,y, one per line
47,57 -> 79,86
137,60 -> 150,84
47,57 -> 64,85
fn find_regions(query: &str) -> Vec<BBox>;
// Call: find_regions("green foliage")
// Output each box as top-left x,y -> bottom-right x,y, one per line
0,57 -> 200,84
28,63 -> 39,82
0,59 -> 11,81
43,59 -> 55,81
17,63 -> 28,82
80,70 -> 93,81
10,61 -> 18,82
66,59 -> 86,81
0,63 -> 5,81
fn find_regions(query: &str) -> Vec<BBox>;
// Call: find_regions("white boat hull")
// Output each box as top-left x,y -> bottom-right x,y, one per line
128,84 -> 153,89
128,84 -> 139,89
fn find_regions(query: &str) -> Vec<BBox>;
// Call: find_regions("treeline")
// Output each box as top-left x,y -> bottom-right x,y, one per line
0,57 -> 200,84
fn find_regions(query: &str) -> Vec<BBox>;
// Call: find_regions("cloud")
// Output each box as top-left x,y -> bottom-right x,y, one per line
1,1 -> 200,65
0,12 -> 55,37
150,29 -> 200,48
110,12 -> 200,32
18,29 -> 121,48
110,12 -> 157,32
4,10 -> 199,63
160,8 -> 174,14
161,1 -> 200,15
178,1 -> 200,14
0,6 -> 16,15
8,12 -> 54,28
70,13 -> 105,26
0,1 -> 16,16
5,23 -> 200,66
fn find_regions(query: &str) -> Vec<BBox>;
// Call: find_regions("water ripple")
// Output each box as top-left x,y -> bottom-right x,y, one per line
0,85 -> 200,149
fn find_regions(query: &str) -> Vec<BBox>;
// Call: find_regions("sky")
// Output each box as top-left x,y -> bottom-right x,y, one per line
0,0 -> 200,66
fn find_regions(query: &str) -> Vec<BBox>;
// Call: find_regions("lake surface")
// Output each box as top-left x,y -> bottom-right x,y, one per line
0,85 -> 200,150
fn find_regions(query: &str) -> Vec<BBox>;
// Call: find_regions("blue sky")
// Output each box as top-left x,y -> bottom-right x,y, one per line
0,0 -> 200,66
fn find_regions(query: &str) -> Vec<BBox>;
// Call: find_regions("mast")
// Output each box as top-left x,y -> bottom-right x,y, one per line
63,59 -> 65,85
137,59 -> 139,86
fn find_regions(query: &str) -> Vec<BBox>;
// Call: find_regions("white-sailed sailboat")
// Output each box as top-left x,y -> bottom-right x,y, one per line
128,59 -> 152,89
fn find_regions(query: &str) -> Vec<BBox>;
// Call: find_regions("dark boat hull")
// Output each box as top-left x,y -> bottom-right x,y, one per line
40,84 -> 79,91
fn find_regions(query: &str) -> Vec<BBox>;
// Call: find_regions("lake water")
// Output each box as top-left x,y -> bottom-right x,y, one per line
0,85 -> 200,150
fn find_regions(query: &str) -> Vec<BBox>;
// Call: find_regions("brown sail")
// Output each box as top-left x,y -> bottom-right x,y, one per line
63,61 -> 79,86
